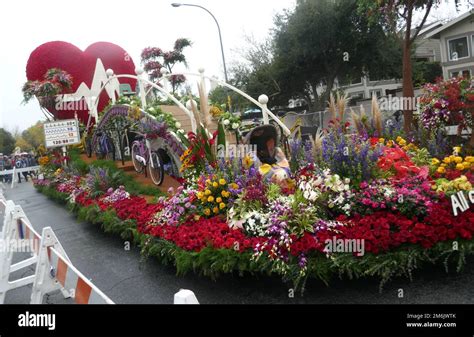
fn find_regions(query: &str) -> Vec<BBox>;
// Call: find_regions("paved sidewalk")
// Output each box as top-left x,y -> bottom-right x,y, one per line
3,182 -> 474,304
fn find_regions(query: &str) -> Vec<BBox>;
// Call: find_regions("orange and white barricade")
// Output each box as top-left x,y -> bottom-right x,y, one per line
0,192 -> 113,304
1,191 -> 193,304
0,201 -> 42,303
30,227 -> 114,304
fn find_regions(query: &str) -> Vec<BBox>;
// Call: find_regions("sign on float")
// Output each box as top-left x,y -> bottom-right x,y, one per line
43,119 -> 80,148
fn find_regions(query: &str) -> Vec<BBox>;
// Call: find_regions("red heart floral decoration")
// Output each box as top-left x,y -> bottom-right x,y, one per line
26,41 -> 137,124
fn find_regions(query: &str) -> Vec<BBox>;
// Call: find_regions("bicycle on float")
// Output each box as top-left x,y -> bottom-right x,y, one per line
94,127 -> 116,161
78,124 -> 94,158
131,134 -> 164,186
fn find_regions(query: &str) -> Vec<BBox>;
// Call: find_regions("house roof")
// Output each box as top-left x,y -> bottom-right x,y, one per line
415,21 -> 443,38
425,9 -> 474,39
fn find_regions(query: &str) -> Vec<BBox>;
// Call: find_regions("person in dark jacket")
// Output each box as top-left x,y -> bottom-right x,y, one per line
14,155 -> 24,183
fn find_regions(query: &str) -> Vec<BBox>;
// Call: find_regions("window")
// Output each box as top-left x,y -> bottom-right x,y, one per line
370,90 -> 382,98
472,35 -> 474,56
462,70 -> 471,78
448,36 -> 469,61
450,69 -> 472,78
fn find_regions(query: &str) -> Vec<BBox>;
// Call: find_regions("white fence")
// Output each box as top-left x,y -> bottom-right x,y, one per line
0,166 -> 40,189
0,189 -> 198,304
0,193 -> 114,304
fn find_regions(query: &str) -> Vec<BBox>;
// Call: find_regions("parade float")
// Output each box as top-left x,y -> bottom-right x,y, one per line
26,41 -> 474,292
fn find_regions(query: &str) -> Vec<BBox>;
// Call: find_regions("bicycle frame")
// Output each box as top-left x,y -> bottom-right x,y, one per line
132,138 -> 149,166
132,137 -> 159,169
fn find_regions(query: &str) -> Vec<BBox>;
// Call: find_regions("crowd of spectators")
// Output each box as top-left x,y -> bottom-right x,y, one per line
0,153 -> 38,183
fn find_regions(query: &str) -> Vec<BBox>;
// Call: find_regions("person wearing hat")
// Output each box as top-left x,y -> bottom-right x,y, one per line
244,124 -> 290,182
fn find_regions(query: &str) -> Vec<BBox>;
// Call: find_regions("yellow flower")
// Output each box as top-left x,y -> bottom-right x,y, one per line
204,208 -> 211,216
437,166 -> 446,174
431,158 -> 440,166
206,179 -> 211,185
378,138 -> 384,143
443,157 -> 451,164
197,192 -> 204,198
221,190 -> 230,198
230,183 -> 239,190
465,156 -> 474,163
453,146 -> 462,154
212,207 -> 219,214
212,182 -> 219,188
219,178 -> 226,185
205,189 -> 211,195
456,163 -> 464,171
454,156 -> 463,164
243,155 -> 253,168
219,202 -> 226,209
216,197 -> 222,203
207,196 -> 215,202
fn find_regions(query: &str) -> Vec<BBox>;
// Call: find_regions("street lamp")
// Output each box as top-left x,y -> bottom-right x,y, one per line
171,3 -> 229,84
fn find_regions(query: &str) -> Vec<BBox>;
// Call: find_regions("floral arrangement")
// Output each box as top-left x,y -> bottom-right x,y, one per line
22,68 -> 73,115
102,186 -> 130,204
219,111 -> 241,131
33,80 -> 474,292
420,77 -> 474,131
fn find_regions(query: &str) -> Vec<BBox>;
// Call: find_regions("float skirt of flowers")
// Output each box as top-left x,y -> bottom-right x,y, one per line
34,176 -> 474,292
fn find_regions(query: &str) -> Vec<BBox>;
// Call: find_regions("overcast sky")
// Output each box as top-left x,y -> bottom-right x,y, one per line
0,0 -> 471,131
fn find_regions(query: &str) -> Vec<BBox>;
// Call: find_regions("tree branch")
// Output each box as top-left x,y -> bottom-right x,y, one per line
410,1 -> 434,44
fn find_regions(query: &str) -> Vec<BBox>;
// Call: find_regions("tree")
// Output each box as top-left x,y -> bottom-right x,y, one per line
209,35 -> 284,111
141,38 -> 192,94
357,0 -> 467,132
0,128 -> 16,154
15,137 -> 33,152
21,121 -> 45,150
271,0 -> 402,110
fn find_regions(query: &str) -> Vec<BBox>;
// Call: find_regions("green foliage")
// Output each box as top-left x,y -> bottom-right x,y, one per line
409,147 -> 431,167
413,61 -> 442,87
267,183 -> 282,201
217,122 -> 226,152
271,0 -> 402,110
0,128 -> 16,154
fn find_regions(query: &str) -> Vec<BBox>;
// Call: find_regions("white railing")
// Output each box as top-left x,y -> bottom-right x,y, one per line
0,190 -> 198,304
0,166 -> 40,189
0,192 -> 113,304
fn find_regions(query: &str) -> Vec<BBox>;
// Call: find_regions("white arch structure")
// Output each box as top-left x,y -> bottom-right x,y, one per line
91,68 -> 291,137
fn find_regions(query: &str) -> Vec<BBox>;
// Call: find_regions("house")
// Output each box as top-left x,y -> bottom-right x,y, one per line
425,9 -> 474,79
340,21 -> 443,102
413,21 -> 443,62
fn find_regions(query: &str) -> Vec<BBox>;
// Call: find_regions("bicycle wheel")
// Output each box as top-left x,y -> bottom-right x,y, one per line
95,138 -> 105,160
131,142 -> 145,173
105,136 -> 116,161
148,151 -> 165,186
85,136 -> 93,158
120,133 -> 130,163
